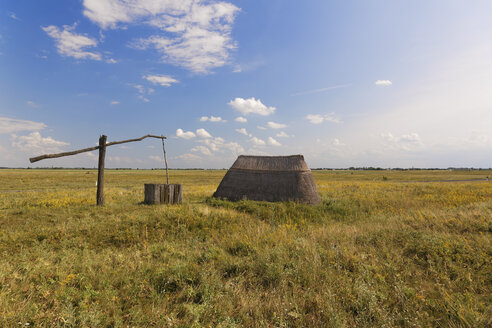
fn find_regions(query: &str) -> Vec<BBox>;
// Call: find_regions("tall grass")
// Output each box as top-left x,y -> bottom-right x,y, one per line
0,169 -> 490,327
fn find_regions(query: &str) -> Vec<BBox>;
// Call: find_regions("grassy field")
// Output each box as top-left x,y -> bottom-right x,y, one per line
0,169 -> 491,327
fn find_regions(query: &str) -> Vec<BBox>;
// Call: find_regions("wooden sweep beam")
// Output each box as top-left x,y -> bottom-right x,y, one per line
29,134 -> 167,206
29,134 -> 166,163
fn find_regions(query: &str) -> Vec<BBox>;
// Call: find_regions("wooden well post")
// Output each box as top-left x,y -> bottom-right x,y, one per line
96,135 -> 107,206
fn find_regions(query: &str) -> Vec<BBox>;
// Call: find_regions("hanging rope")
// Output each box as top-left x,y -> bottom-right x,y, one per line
161,135 -> 169,184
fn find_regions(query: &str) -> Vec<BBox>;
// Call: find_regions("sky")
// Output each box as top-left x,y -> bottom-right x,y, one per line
1,0 -> 491,169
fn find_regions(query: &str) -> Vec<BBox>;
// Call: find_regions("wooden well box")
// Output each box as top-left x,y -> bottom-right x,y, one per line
144,184 -> 182,205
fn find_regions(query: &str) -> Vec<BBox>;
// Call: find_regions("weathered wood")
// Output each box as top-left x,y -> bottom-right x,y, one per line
29,145 -> 100,163
145,184 -> 182,204
161,137 -> 169,184
169,184 -> 175,204
105,134 -> 166,147
162,184 -> 174,204
163,184 -> 182,204
29,134 -> 166,163
145,184 -> 163,204
173,184 -> 183,203
96,135 -> 107,206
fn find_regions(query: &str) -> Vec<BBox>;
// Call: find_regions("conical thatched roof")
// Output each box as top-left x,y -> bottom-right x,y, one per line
213,155 -> 320,205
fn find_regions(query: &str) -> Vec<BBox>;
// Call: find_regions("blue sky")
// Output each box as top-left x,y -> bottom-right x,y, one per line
1,0 -> 491,168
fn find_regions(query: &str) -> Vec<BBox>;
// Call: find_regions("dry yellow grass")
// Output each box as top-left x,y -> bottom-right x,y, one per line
0,169 -> 491,327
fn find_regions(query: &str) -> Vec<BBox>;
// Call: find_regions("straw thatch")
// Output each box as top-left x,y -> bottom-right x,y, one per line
213,155 -> 320,205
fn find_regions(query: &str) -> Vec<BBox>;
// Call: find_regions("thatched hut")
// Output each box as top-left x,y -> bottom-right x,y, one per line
213,155 -> 320,205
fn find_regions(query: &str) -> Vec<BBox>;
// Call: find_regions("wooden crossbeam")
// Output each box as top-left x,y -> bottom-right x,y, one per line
29,134 -> 166,163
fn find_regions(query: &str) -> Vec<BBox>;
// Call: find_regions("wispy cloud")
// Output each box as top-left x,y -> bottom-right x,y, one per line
200,116 -> 227,122
9,12 -> 20,21
381,132 -> 423,151
42,24 -> 101,60
235,116 -> 247,123
306,113 -> 341,124
143,74 -> 178,87
131,83 -> 154,102
0,117 -> 46,134
110,100 -> 120,105
191,145 -> 212,156
291,84 -> 351,97
235,128 -> 251,137
266,121 -> 287,129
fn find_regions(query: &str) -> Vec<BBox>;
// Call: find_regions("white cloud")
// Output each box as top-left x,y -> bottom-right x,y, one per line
222,141 -> 243,154
381,132 -> 423,151
84,0 -> 240,73
198,136 -> 244,154
106,58 -> 117,63
257,125 -> 267,130
375,80 -> 392,86
235,116 -> 247,123
306,114 -> 324,124
42,24 -> 101,60
276,131 -> 289,138
250,137 -> 265,146
176,128 -> 196,139
0,117 -> 47,134
199,138 -> 220,152
267,121 -> 287,129
11,132 -> 69,153
110,100 -> 120,105
131,83 -> 154,102
176,153 -> 202,161
143,74 -> 178,87
135,28 -> 236,74
196,128 -> 212,138
306,113 -> 341,124
235,128 -> 251,137
191,145 -> 212,156
228,97 -> 276,116
267,137 -> 281,146
200,115 -> 226,122
291,84 -> 351,97
149,155 -> 163,162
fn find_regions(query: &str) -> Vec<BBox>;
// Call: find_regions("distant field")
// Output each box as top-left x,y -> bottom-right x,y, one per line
0,169 -> 491,327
